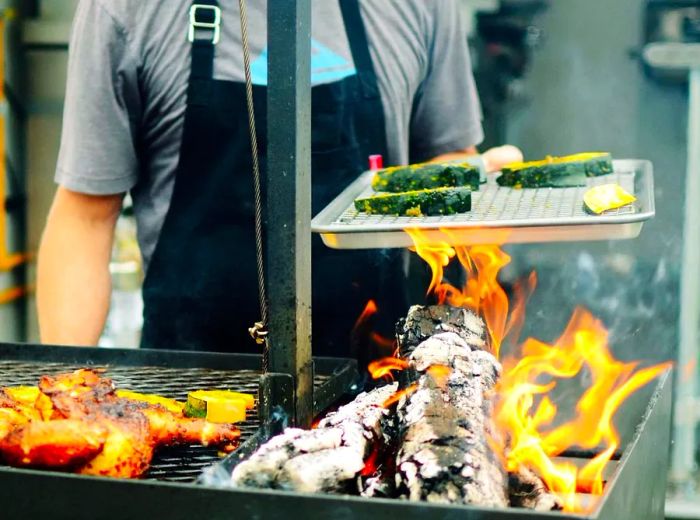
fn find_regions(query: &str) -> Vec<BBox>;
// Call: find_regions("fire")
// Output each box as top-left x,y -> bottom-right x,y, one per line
404,228 -> 671,513
405,228 -> 533,358
354,299 -> 378,329
353,300 -> 398,356
368,357 -> 409,381
494,307 -> 671,511
426,365 -> 451,391
382,383 -> 418,408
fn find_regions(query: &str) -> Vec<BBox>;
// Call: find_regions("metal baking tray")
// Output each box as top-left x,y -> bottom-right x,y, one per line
311,159 -> 655,249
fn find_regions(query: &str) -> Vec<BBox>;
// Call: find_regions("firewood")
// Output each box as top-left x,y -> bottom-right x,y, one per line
393,330 -> 509,507
397,305 -> 488,357
230,383 -> 397,493
509,467 -> 563,511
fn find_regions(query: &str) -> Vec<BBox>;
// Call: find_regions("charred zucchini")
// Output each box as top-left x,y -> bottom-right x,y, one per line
372,163 -> 480,192
354,187 -> 472,216
497,152 -> 613,189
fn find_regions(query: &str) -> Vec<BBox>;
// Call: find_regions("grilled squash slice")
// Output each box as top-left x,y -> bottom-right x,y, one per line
372,163 -> 480,192
354,187 -> 472,217
497,152 -> 613,189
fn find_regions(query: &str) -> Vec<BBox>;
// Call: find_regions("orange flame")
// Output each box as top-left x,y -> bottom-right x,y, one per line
354,300 -> 398,356
405,228 -> 533,358
382,383 -> 418,408
494,307 -> 671,511
426,365 -> 451,391
354,299 -> 378,330
368,357 -> 409,381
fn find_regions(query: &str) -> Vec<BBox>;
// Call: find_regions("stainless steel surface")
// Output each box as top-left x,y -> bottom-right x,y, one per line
312,160 -> 655,249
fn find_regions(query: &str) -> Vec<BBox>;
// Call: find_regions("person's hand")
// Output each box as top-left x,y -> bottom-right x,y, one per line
481,145 -> 523,173
429,145 -> 523,173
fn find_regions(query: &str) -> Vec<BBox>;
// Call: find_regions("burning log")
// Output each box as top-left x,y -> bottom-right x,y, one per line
393,327 -> 508,507
230,383 -> 397,493
397,304 -> 488,357
509,467 -> 563,511
394,305 -> 561,511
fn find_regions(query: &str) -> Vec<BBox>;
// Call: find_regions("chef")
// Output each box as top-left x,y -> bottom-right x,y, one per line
36,0 -> 522,354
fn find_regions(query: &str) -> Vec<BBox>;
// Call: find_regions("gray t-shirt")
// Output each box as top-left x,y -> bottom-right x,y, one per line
57,0 -> 484,269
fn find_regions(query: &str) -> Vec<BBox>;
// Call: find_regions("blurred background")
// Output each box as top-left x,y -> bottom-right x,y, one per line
0,0 -> 697,515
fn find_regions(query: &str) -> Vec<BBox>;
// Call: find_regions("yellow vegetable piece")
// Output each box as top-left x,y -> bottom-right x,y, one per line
203,397 -> 247,424
188,390 -> 255,410
4,386 -> 40,405
583,184 -> 636,215
116,390 -> 185,414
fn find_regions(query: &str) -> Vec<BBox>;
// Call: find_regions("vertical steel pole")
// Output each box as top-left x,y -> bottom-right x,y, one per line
672,67 -> 700,485
264,0 -> 313,428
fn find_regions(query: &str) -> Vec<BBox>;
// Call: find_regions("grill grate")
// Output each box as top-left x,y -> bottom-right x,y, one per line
334,172 -> 636,228
0,360 -> 329,483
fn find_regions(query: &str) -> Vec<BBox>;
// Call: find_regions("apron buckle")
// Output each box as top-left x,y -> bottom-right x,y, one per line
188,4 -> 221,45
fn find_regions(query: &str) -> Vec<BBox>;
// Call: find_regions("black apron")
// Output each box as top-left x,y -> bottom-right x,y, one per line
141,0 -> 404,356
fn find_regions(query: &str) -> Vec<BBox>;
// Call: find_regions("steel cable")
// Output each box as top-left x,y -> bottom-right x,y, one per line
238,0 -> 269,371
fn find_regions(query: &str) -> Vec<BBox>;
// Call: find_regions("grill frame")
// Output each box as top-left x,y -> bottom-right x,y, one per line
0,342 -> 671,520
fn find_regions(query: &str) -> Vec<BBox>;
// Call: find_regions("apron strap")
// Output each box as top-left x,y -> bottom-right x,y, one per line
188,0 -> 221,80
339,0 -> 381,98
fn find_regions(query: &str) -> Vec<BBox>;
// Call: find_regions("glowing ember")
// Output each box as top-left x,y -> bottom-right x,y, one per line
361,443 -> 381,477
368,357 -> 409,381
494,307 -> 671,512
383,383 -> 418,408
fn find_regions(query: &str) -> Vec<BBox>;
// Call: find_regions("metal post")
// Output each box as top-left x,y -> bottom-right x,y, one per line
264,0 -> 313,428
643,44 -> 700,488
672,67 -> 700,485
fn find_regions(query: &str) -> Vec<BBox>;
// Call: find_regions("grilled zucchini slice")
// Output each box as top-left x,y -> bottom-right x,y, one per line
372,163 -> 480,192
497,152 -> 613,189
354,187 -> 472,217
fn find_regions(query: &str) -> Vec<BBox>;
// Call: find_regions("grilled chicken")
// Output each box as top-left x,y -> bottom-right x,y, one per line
0,369 -> 240,478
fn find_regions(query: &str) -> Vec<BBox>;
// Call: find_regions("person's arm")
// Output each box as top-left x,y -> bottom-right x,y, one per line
410,2 -> 523,171
37,1 -> 141,345
37,188 -> 124,345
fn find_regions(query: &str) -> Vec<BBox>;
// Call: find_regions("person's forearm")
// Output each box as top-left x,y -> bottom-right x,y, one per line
37,189 -> 122,346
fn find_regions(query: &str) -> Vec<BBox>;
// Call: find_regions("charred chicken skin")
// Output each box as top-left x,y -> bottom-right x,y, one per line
0,369 -> 240,477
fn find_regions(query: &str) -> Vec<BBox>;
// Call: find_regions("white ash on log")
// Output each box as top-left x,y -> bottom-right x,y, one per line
230,383 -> 397,493
397,305 -> 488,357
393,329 -> 509,506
